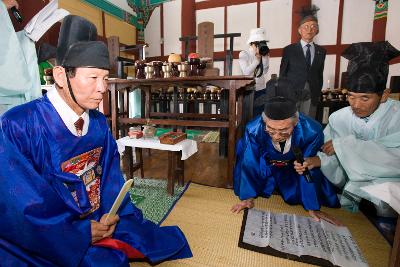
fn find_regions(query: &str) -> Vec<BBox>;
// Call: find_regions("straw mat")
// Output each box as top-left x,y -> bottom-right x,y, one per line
132,183 -> 390,267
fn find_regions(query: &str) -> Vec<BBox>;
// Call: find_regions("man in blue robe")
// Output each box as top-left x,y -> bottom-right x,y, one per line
232,78 -> 340,225
294,42 -> 400,215
0,15 -> 191,267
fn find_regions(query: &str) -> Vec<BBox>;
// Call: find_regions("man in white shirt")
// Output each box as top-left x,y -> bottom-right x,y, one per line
280,5 -> 325,119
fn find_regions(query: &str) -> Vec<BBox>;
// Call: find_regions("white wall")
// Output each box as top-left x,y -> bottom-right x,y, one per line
196,7 -> 225,52
227,3 -> 257,51
339,57 -> 349,88
389,64 -> 400,88
109,0 -> 136,15
322,55 -> 336,89
386,0 -> 400,51
268,57 -> 283,79
341,0 -> 374,44
163,0 -> 182,55
145,6 -> 161,57
143,0 -> 400,88
386,0 -> 400,88
313,0 -> 339,45
260,0 -> 292,49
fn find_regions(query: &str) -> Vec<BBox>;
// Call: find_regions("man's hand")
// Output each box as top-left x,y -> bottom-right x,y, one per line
231,199 -> 254,213
293,156 -> 321,175
308,210 -> 343,226
322,140 -> 335,156
3,0 -> 18,10
91,214 -> 120,244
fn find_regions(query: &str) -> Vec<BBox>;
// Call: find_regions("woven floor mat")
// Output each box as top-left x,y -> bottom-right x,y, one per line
132,183 -> 390,267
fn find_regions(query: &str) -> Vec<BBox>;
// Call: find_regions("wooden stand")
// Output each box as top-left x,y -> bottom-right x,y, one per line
107,76 -> 254,188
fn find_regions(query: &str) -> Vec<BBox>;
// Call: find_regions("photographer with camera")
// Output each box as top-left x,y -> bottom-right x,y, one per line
239,28 -> 270,117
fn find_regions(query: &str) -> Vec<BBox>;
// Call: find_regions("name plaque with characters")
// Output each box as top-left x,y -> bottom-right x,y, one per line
239,209 -> 368,267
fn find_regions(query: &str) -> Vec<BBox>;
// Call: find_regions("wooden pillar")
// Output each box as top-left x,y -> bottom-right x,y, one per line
256,0 -> 260,28
160,4 -> 164,56
372,17 -> 387,42
334,0 -> 344,88
291,0 -> 311,43
181,0 -> 196,56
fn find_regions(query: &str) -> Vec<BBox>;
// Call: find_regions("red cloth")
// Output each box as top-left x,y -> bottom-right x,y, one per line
94,238 -> 145,259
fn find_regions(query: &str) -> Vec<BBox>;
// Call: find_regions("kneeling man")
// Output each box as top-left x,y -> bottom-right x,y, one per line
233,78 -> 340,225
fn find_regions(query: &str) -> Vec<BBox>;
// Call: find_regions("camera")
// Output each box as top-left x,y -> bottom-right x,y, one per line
255,41 -> 269,56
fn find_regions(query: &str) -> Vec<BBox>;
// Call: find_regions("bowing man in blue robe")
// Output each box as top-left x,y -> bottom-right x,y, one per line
233,78 -> 340,225
0,15 -> 191,267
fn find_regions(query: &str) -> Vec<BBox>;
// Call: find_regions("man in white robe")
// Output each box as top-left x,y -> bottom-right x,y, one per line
294,66 -> 400,215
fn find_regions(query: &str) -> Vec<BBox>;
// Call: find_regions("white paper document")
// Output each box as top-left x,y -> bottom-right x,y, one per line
241,209 -> 368,267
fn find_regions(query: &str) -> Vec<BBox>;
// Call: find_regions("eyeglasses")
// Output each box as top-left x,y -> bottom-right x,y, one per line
301,24 -> 318,31
265,127 -> 292,136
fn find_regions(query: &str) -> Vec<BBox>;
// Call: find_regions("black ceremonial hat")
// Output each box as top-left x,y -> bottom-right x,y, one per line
263,78 -> 297,120
298,5 -> 319,26
56,15 -> 110,69
342,41 -> 400,88
348,67 -> 386,93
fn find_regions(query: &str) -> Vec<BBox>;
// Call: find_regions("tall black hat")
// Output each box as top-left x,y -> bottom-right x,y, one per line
56,15 -> 110,69
263,78 -> 297,120
342,41 -> 400,93
298,5 -> 319,26
348,67 -> 386,93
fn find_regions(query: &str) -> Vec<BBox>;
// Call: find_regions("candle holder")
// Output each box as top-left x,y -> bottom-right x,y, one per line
144,65 -> 154,79
188,58 -> 200,76
178,63 -> 188,78
43,68 -> 54,85
135,60 -> 146,79
152,61 -> 163,78
197,62 -> 207,76
162,64 -> 172,78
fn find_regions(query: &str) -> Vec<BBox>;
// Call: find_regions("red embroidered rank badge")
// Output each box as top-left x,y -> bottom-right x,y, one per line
61,147 -> 103,215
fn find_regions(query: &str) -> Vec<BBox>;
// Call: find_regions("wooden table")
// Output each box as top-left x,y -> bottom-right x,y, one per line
106,76 -> 254,188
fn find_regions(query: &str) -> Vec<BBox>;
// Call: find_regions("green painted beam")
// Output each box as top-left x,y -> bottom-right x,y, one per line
82,0 -> 143,29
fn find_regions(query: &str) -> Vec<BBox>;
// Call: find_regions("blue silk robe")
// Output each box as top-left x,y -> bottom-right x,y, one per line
234,114 -> 339,211
0,96 -> 192,266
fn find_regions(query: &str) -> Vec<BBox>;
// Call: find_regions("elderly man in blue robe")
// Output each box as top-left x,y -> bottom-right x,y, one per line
0,15 -> 191,266
294,41 -> 400,216
232,78 -> 341,225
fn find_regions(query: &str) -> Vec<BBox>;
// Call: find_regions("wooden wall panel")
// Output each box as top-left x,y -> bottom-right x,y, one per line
59,0 -> 103,34
104,13 -> 136,45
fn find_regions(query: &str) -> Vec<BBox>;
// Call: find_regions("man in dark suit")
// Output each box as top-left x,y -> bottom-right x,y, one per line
279,8 -> 325,118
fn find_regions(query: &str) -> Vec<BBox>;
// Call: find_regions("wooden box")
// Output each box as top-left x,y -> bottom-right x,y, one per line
159,132 -> 187,145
